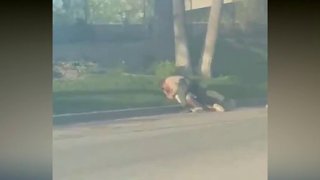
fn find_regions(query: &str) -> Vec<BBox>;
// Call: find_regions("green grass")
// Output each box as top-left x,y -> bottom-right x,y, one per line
53,32 -> 267,114
53,74 -> 170,114
53,73 -> 266,114
189,34 -> 267,84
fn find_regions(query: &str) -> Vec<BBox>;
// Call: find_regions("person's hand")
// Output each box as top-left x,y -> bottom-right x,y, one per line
166,94 -> 174,100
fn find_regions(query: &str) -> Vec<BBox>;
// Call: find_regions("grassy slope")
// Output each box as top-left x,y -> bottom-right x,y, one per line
53,33 -> 267,114
53,74 -> 266,114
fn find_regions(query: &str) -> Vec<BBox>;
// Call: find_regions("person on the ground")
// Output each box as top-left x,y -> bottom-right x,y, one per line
161,75 -> 203,112
161,75 -> 228,112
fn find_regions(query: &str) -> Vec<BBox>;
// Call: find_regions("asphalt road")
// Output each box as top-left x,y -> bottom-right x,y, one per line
53,107 -> 267,180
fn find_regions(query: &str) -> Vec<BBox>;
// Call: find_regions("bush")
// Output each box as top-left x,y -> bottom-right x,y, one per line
53,60 -> 99,80
151,60 -> 177,79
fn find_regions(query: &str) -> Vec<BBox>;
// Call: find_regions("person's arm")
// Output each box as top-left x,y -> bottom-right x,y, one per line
162,84 -> 174,100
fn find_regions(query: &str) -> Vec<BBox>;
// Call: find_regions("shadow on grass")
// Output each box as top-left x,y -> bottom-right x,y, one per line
189,34 -> 267,84
206,84 -> 266,99
53,98 -> 170,114
53,90 -> 170,114
53,83 -> 266,114
54,89 -> 161,97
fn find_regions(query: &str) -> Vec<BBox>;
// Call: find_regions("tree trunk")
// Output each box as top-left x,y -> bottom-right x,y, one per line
84,0 -> 90,24
200,0 -> 222,78
143,0 -> 146,23
172,0 -> 192,74
152,0 -> 175,61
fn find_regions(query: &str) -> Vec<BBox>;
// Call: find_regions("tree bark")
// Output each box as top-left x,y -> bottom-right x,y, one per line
152,0 -> 175,61
84,0 -> 90,24
200,0 -> 222,78
172,0 -> 192,74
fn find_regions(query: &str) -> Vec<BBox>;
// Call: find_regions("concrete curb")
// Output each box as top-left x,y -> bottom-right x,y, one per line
54,105 -> 183,126
53,98 -> 267,126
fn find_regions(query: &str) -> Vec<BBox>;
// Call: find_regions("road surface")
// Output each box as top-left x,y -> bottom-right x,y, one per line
53,107 -> 267,180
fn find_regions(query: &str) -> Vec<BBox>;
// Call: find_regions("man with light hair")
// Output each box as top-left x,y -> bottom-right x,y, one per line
161,75 -> 203,112
161,75 -> 228,112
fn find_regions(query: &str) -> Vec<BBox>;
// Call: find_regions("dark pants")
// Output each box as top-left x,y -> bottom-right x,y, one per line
176,79 -> 203,109
176,78 -> 225,109
188,82 -> 225,106
176,79 -> 189,107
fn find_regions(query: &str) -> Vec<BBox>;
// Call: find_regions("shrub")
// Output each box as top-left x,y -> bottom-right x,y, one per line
53,60 -> 99,80
151,60 -> 177,79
